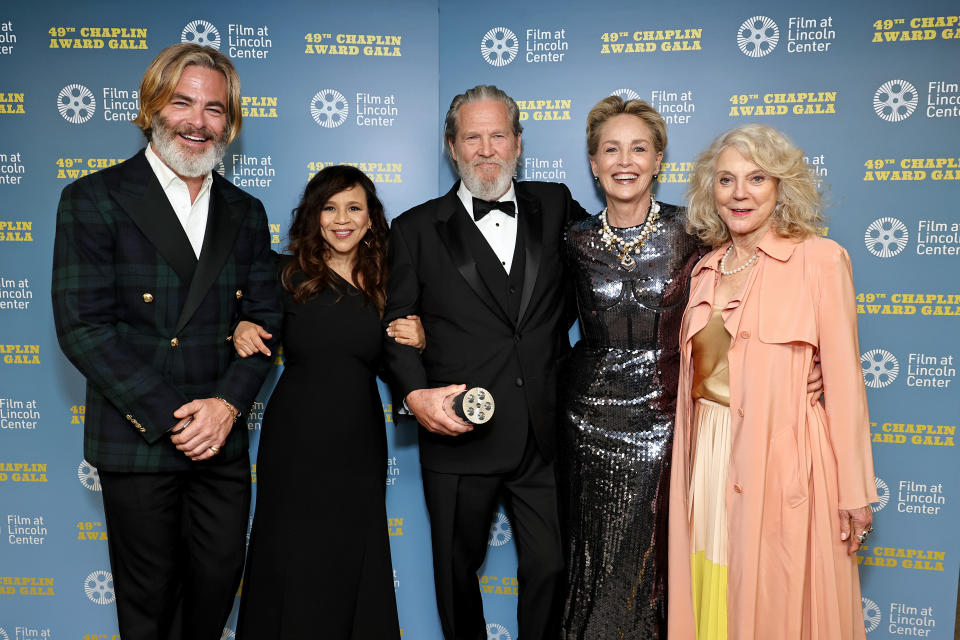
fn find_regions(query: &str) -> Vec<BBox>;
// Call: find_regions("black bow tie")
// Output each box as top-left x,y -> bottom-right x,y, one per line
472,197 -> 516,221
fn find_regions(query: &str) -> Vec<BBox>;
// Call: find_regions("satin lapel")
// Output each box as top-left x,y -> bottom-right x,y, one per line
174,179 -> 243,334
109,154 -> 196,285
681,266 -> 718,352
434,195 -> 513,327
515,191 -> 542,327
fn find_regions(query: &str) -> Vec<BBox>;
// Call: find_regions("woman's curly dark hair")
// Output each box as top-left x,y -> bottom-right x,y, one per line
281,165 -> 389,313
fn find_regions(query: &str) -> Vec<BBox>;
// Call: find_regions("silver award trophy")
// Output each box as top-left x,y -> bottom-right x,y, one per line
451,387 -> 495,425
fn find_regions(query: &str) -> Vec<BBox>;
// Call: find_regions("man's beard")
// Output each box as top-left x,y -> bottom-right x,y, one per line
459,156 -> 517,201
151,114 -> 228,178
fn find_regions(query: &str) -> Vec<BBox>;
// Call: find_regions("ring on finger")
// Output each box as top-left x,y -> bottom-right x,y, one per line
209,445 -> 220,454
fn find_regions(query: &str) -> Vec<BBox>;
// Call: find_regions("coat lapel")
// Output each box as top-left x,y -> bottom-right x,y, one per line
515,189 -> 542,327
175,175 -> 243,333
434,185 -> 514,327
108,151 -> 197,284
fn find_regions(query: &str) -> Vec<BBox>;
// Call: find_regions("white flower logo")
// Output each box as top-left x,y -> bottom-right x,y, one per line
182,20 -> 221,49
58,84 -> 96,124
874,80 -> 918,122
310,89 -> 349,128
481,28 -> 519,67
737,16 -> 779,57
488,511 -> 512,547
861,349 -> 899,389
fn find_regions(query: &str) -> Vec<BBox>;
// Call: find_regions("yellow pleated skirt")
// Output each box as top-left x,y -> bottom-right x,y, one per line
688,398 -> 731,640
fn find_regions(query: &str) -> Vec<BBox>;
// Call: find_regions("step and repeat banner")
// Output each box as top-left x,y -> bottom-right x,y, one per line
0,1 -> 446,638
440,1 -> 958,639
1,0 -> 958,638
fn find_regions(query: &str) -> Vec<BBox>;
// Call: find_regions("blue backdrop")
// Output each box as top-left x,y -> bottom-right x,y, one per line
1,1 -> 957,638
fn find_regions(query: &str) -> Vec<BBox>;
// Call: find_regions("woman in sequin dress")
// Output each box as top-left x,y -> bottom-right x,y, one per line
558,96 -> 702,639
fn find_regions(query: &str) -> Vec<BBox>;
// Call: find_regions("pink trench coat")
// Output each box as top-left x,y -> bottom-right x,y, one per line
667,232 -> 878,639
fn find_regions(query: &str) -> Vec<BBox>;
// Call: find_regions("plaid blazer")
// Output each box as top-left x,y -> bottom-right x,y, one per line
52,149 -> 281,472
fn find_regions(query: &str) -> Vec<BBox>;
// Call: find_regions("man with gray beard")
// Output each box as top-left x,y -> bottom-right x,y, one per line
383,84 -> 585,640
52,43 -> 280,640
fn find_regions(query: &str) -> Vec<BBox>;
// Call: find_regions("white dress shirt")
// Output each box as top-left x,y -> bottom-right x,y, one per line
457,182 -> 519,274
145,144 -> 213,258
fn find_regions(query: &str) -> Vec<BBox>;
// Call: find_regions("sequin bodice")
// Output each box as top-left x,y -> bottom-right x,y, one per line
566,204 -> 697,351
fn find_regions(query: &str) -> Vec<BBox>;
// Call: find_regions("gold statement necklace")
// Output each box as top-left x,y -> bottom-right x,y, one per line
599,196 -> 661,271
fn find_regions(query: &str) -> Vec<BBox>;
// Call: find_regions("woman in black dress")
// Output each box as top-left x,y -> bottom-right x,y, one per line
233,165 -> 422,639
558,96 -> 702,639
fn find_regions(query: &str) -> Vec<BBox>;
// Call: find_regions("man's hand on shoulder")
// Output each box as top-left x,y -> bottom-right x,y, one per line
169,398 -> 238,461
406,385 -> 473,436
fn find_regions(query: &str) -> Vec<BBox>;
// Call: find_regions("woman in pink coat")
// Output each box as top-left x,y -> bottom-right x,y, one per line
667,124 -> 877,639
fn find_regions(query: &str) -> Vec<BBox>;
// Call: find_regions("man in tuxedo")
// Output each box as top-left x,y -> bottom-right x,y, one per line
384,84 -> 584,640
52,43 -> 280,640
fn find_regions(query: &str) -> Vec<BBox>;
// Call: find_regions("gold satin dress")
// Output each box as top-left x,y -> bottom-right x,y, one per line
689,305 -> 732,640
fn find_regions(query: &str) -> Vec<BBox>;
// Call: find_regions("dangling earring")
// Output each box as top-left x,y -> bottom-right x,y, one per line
362,225 -> 373,247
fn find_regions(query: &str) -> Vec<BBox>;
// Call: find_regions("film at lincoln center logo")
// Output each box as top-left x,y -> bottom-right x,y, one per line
487,623 -> 512,640
78,459 -> 101,492
488,511 -> 512,547
481,27 -> 519,66
874,79 -> 918,122
310,89 -> 349,128
58,84 -> 96,124
861,349 -> 899,389
611,88 -> 642,101
84,570 -> 115,605
737,16 -> 779,57
873,477 -> 890,512
864,217 -> 909,258
182,20 -> 221,50
862,597 -> 881,633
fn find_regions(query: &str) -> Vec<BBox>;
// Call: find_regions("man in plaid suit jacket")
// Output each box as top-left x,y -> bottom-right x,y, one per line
52,43 -> 280,640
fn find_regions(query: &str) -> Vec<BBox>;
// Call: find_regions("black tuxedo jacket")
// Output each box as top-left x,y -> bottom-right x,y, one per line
52,150 -> 282,472
384,181 -> 584,475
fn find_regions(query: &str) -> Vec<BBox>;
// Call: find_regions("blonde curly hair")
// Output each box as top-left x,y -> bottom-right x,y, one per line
686,124 -> 823,246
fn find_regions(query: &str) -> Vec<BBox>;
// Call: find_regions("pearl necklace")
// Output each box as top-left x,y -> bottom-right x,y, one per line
599,196 -> 661,271
719,244 -> 759,276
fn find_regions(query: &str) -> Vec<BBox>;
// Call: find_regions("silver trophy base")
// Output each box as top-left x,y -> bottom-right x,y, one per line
453,387 -> 495,425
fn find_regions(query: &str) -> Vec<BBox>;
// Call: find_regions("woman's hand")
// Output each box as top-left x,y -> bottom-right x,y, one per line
386,315 -> 425,351
839,505 -> 873,555
233,320 -> 273,358
807,353 -> 823,405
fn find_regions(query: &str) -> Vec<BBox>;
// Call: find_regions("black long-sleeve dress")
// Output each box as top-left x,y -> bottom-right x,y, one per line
237,263 -> 399,639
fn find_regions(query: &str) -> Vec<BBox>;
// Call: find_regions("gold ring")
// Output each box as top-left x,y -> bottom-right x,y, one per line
209,445 -> 220,454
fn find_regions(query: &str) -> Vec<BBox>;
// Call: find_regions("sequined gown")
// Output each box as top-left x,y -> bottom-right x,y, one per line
559,204 -> 701,639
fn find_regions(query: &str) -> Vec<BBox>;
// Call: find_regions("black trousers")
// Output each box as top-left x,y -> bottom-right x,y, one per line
421,435 -> 565,640
99,454 -> 251,640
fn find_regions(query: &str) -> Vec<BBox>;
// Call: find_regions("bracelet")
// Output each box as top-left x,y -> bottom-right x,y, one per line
215,396 -> 240,422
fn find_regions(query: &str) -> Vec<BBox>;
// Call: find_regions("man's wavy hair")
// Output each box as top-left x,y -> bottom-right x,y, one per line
133,43 -> 243,144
